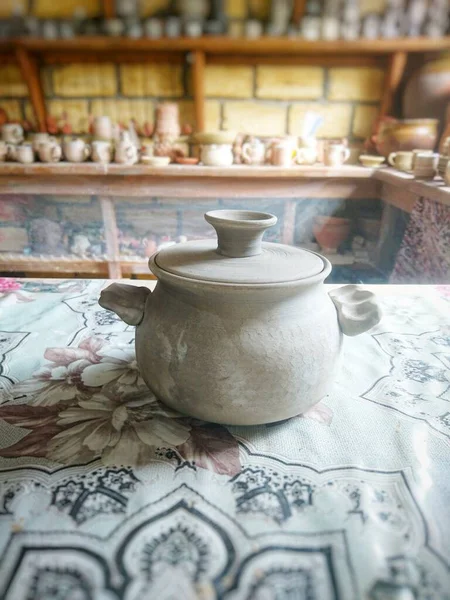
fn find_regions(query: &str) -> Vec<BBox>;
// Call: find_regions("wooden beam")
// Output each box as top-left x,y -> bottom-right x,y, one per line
102,0 -> 115,19
15,46 -> 47,132
42,51 -> 183,64
192,50 -> 205,133
379,51 -> 407,118
207,54 -> 384,67
293,0 -> 307,25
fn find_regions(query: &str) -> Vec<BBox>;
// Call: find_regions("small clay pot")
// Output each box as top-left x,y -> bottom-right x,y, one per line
313,216 -> 351,254
375,119 -> 438,158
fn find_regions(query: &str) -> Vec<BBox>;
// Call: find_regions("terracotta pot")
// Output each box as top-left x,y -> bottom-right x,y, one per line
313,216 -> 351,254
374,119 -> 438,158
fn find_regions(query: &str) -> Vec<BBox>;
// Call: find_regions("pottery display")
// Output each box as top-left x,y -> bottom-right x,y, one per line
140,141 -> 154,160
388,151 -> 414,172
201,144 -> 234,167
63,138 -> 90,163
144,18 -> 163,38
38,141 -> 62,163
437,155 -> 449,179
374,119 -> 438,158
2,123 -> 23,144
91,140 -> 112,164
99,209 -> 381,425
155,103 -> 180,139
323,143 -> 350,167
313,215 -> 351,254
142,156 -> 171,167
16,143 -> 34,164
242,137 -> 266,165
31,132 -> 57,154
359,154 -> 385,168
175,157 -> 199,165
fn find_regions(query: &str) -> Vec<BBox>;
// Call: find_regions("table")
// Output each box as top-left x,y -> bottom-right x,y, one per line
0,279 -> 449,599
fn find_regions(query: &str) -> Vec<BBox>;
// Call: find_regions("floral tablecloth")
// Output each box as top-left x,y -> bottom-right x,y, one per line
0,278 -> 449,600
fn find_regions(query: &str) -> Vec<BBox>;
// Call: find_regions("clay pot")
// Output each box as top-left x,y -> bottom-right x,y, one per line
313,216 -> 351,254
374,119 -> 438,158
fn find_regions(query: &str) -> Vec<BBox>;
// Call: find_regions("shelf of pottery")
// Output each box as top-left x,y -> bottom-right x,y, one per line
1,0 -> 448,41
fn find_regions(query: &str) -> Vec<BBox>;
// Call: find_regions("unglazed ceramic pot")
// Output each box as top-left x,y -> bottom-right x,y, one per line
374,119 -> 438,157
99,210 -> 381,426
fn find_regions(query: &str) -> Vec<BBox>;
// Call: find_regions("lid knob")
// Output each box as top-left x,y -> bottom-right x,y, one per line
205,210 -> 277,258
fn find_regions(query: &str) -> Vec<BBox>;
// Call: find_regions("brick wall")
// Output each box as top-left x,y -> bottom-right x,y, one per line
0,62 -> 382,141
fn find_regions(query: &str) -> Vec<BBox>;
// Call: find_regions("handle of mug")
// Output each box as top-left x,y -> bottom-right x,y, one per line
295,148 -> 305,165
51,146 -> 61,162
84,144 -> 91,159
265,146 -> 273,164
343,147 -> 351,163
388,152 -> 397,167
241,143 -> 251,164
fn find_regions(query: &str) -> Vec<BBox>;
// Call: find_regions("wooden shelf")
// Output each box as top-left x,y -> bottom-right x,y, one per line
3,35 -> 450,55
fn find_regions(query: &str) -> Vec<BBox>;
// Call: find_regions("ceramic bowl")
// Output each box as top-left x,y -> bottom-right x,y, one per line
175,157 -> 199,165
359,155 -> 385,168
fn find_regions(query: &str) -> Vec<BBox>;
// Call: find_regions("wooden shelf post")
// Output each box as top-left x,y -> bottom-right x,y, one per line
191,50 -> 206,133
379,51 -> 408,118
15,46 -> 47,132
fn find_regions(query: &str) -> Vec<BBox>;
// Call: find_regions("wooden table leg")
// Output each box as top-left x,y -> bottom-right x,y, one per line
99,195 -> 122,279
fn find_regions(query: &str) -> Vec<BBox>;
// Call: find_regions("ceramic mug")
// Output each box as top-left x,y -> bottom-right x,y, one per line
413,152 -> 438,179
93,116 -> 113,140
242,139 -> 265,165
38,142 -> 62,163
411,148 -> 433,169
63,139 -> 90,163
91,140 -> 112,164
32,133 -> 57,154
114,142 -> 138,165
201,144 -> 234,167
6,143 -> 18,161
0,140 -> 6,162
388,151 -> 414,172
268,144 -> 298,167
2,123 -> 24,144
141,141 -> 154,159
324,143 -> 350,167
17,143 -> 35,164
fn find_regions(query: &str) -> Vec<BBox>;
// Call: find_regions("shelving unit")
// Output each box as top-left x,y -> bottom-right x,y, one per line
0,164 -> 448,279
1,35 -> 450,133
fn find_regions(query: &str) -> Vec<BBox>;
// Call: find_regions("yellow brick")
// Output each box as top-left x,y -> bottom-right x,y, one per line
33,0 -> 100,18
225,0 -> 247,18
0,66 -> 27,97
140,0 -> 171,16
328,68 -> 384,102
353,104 -> 379,139
205,66 -> 253,99
53,64 -> 117,97
223,102 -> 286,136
120,64 -> 183,98
248,0 -> 270,19
360,0 -> 386,15
0,0 -> 27,17
177,100 -> 221,130
256,66 -> 324,100
0,100 -> 22,122
47,100 -> 90,134
90,99 -> 155,129
41,67 -> 53,97
288,103 -> 352,138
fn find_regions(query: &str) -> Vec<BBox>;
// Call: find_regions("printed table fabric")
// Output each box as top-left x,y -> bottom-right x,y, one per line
0,278 -> 449,600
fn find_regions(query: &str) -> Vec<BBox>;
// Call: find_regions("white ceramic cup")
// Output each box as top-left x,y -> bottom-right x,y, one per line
411,148 -> 433,169
17,143 -> 35,164
91,140 -> 112,164
63,138 -> 90,163
38,142 -> 62,163
32,133 -> 57,154
323,144 -> 350,167
93,116 -> 113,140
241,139 -> 266,165
2,123 -> 24,144
413,152 -> 438,179
201,144 -> 234,167
114,142 -> 138,165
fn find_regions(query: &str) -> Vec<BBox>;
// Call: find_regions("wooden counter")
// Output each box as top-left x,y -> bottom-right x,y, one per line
0,164 -> 448,278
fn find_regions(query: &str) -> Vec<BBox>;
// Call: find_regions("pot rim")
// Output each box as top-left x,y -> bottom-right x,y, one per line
384,118 -> 439,127
149,250 -> 332,290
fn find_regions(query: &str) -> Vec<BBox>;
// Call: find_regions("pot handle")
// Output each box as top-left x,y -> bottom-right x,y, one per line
99,283 -> 150,326
329,284 -> 381,337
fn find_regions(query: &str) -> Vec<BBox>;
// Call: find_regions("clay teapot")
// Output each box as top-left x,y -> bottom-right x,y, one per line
99,210 -> 381,425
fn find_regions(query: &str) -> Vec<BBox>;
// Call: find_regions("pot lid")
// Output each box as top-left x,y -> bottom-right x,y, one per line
152,210 -> 325,285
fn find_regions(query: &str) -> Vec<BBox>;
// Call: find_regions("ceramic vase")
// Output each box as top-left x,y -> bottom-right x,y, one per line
313,216 -> 351,254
